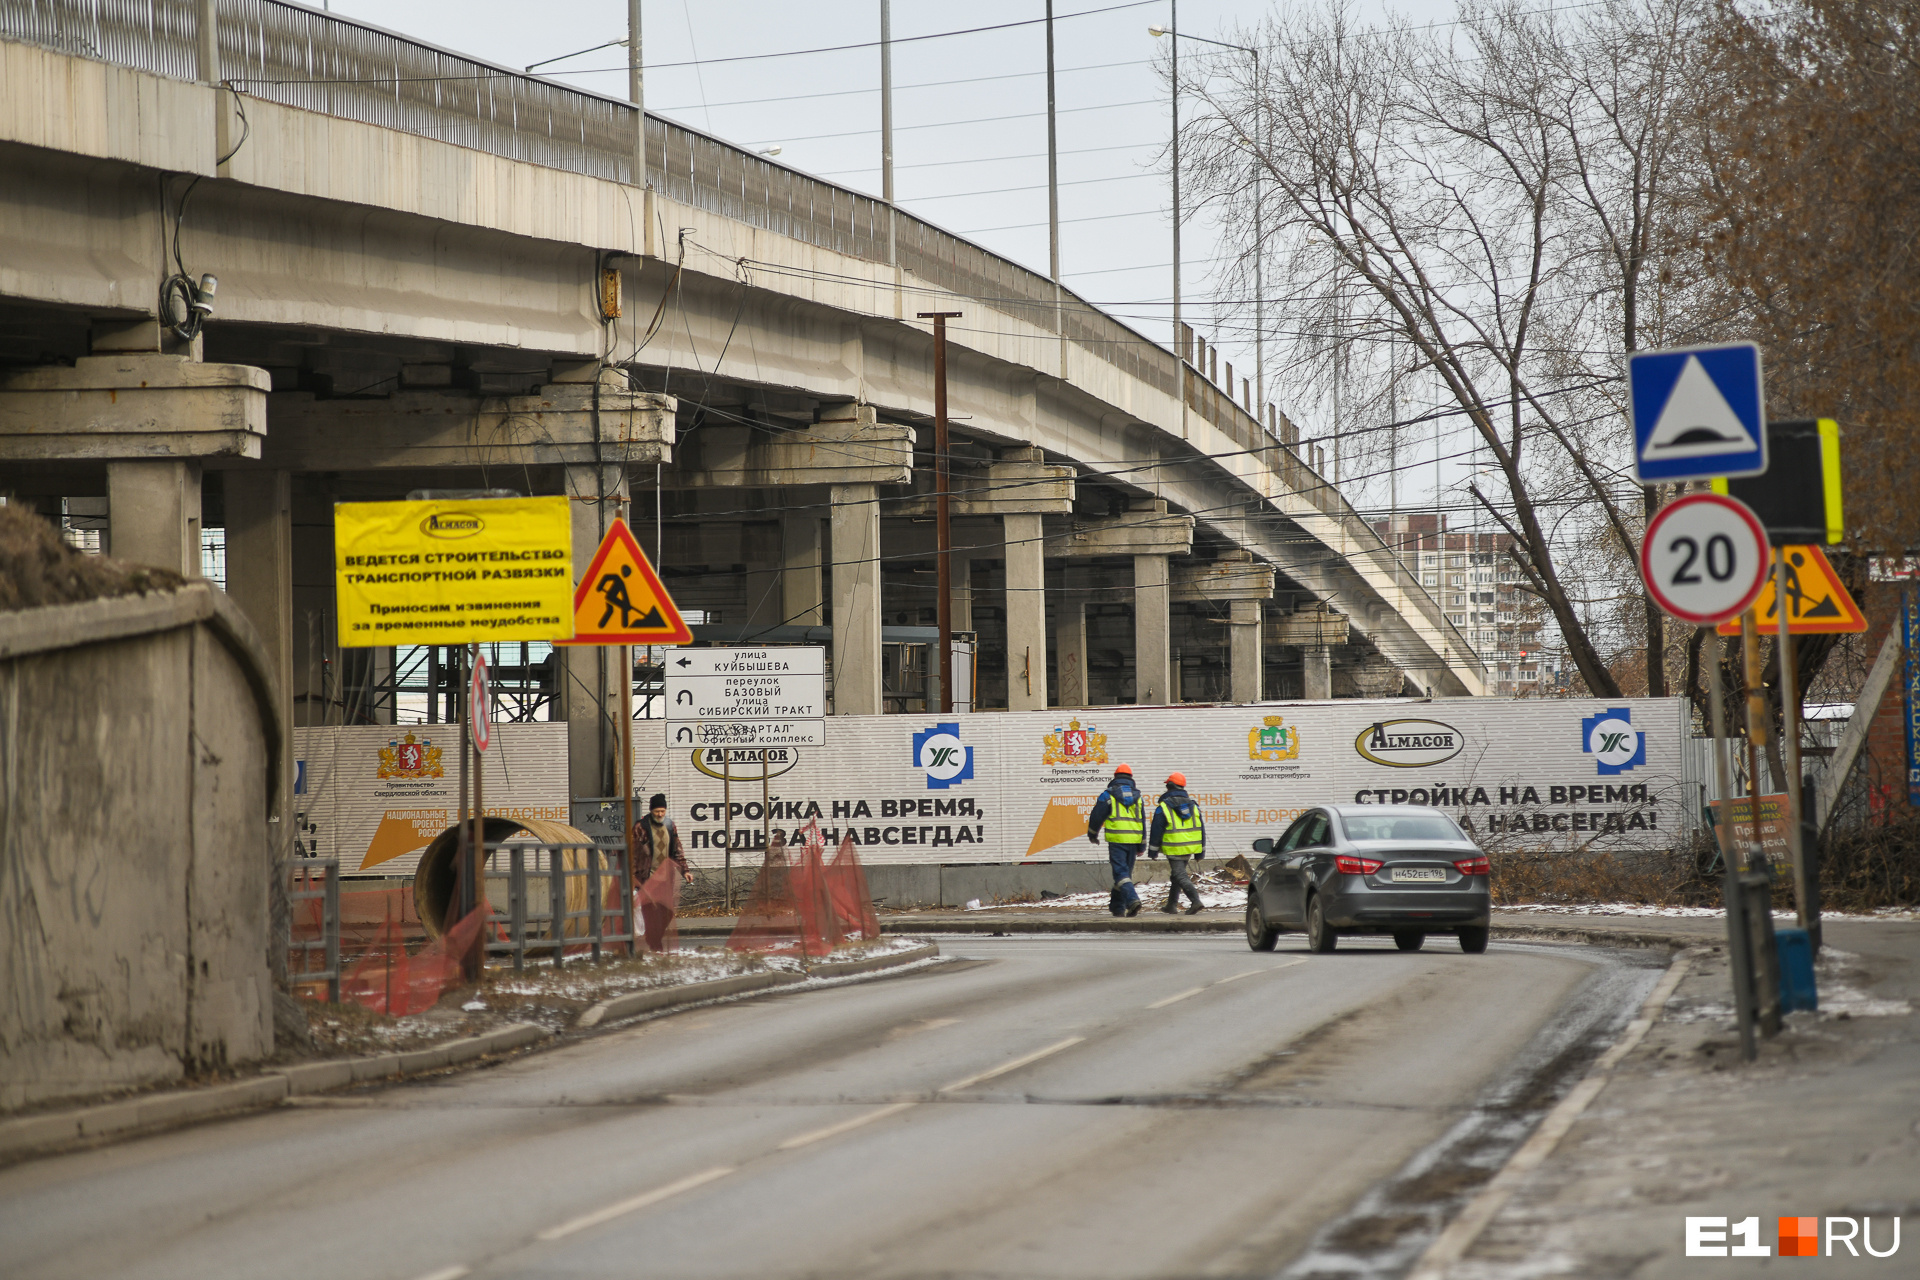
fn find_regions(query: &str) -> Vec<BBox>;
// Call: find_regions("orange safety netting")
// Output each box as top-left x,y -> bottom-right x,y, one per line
634,861 -> 681,954
289,874 -> 498,1015
339,903 -> 493,1016
727,821 -> 880,954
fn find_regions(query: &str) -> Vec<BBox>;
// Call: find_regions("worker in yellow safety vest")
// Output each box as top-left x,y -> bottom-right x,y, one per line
1087,764 -> 1146,917
1147,771 -> 1207,915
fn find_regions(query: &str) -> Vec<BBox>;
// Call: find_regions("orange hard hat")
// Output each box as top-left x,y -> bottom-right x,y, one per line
1166,771 -> 1187,787
1113,763 -> 1133,775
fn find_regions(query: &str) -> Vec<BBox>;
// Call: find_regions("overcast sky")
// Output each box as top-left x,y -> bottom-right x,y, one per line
322,0 -> 1457,508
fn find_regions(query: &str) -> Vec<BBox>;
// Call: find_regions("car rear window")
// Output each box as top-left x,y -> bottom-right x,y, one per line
1339,813 -> 1462,842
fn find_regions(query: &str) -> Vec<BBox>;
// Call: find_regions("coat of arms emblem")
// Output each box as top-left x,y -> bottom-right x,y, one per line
1248,716 -> 1301,763
378,731 -> 445,779
1043,719 -> 1108,766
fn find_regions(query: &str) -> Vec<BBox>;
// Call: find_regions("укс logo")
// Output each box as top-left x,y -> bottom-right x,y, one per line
1354,719 -> 1463,768
914,722 -> 973,790
420,510 -> 485,538
1582,706 -> 1646,775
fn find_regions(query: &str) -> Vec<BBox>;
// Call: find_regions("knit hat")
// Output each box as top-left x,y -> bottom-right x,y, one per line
649,793 -> 668,810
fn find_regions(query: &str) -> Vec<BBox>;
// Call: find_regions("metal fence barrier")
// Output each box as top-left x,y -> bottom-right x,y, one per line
286,854 -> 340,1004
483,840 -> 634,971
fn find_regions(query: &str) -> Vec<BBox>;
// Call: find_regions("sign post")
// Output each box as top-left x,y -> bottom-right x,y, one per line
1639,490 -> 1771,1061
666,647 -> 827,909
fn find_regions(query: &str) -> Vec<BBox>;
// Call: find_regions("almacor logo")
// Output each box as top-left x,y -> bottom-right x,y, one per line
420,510 -> 485,539
913,723 -> 973,790
1684,1215 -> 1900,1258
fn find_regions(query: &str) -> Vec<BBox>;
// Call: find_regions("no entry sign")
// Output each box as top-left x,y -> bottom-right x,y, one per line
1640,493 -> 1771,626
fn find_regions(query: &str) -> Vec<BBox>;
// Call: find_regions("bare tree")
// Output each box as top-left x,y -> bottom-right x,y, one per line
1181,0 -> 1713,697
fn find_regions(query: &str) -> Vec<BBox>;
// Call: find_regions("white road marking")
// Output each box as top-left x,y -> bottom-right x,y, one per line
405,1268 -> 470,1280
536,1165 -> 736,1241
777,1101 -> 918,1150
1145,986 -> 1207,1009
939,1036 -> 1086,1092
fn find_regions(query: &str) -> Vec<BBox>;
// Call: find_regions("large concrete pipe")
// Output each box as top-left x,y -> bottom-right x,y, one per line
413,816 -> 609,938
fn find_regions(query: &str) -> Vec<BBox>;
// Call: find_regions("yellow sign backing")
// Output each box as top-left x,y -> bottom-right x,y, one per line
558,517 -> 693,645
1715,544 -> 1867,635
335,497 -> 574,647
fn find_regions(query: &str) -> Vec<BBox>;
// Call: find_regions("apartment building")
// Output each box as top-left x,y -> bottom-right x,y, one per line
1371,513 -> 1548,695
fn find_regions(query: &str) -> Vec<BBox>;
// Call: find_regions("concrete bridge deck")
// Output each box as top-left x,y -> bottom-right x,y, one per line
0,0 -> 1484,805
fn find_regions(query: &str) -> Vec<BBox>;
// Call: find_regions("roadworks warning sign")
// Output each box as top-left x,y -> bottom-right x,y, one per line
559,517 -> 692,645
1715,544 -> 1866,635
335,497 -> 574,647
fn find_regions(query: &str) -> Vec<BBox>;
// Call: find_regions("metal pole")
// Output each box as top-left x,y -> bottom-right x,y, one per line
762,750 -> 771,877
724,768 -> 733,911
1169,0 -> 1180,353
1741,609 -> 1769,866
323,860 -> 340,1006
456,646 -> 470,925
881,0 -> 896,266
1706,629 -> 1757,1062
469,644 -> 485,979
1046,1 -> 1060,285
621,642 -> 635,905
1775,552 -> 1813,941
1251,49 -> 1262,412
919,312 -> 962,714
628,0 -> 646,187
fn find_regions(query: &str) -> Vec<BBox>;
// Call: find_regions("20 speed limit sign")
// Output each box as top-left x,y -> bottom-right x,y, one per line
1640,493 -> 1771,625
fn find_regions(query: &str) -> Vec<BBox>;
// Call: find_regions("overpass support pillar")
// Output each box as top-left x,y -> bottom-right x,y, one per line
1133,555 -> 1172,705
1229,599 -> 1264,703
1054,590 -> 1087,709
781,512 -> 825,626
830,484 -> 882,715
225,469 -> 295,818
562,464 -> 629,800
106,460 -> 203,577
1003,513 -> 1048,711
1304,646 -> 1333,700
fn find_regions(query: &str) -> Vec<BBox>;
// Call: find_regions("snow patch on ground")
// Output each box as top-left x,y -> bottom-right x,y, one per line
1501,903 -> 1919,922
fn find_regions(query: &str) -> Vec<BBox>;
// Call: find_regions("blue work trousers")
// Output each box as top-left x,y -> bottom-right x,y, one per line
1106,842 -> 1142,915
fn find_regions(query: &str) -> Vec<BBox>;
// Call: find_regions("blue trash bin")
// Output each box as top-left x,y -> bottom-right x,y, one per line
1776,927 -> 1818,1013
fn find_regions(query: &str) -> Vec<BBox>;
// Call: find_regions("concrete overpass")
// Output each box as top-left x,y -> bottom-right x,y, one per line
0,0 -> 1484,806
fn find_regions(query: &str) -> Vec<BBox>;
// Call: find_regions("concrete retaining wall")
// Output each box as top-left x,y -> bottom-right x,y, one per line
0,584 -> 281,1111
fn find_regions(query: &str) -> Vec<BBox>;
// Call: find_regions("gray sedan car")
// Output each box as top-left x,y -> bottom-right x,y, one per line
1245,805 -> 1491,954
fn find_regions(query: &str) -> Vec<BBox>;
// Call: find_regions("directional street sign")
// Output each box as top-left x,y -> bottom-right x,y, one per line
470,652 -> 492,752
665,646 -> 826,748
1640,493 -> 1771,625
1715,545 -> 1867,636
1629,342 -> 1768,483
557,517 -> 692,646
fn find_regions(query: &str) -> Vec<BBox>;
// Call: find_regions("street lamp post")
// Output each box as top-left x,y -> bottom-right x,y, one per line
1151,24 -> 1262,408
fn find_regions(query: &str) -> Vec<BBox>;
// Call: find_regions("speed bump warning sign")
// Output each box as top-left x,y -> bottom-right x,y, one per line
335,497 -> 574,647
558,517 -> 692,645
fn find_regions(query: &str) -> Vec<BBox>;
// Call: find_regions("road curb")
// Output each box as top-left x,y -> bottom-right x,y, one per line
676,917 -> 1240,937
574,942 -> 941,1028
1491,920 -> 1718,950
0,1021 -> 550,1165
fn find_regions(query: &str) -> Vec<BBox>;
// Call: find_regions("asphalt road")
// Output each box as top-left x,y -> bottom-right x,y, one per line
0,934 -> 1664,1280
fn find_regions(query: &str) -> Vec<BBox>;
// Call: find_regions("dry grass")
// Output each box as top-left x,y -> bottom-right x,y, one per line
1490,843 -> 1721,909
1490,814 -> 1920,913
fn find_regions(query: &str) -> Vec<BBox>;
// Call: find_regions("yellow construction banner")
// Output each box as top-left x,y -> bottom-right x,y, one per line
334,496 -> 574,647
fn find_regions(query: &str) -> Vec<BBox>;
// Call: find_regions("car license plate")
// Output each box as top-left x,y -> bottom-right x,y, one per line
1391,867 -> 1446,883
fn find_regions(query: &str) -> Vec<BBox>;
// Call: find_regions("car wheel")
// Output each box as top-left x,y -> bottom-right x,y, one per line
1458,926 -> 1489,954
1392,931 -> 1425,952
1305,895 -> 1337,953
1246,898 -> 1279,952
